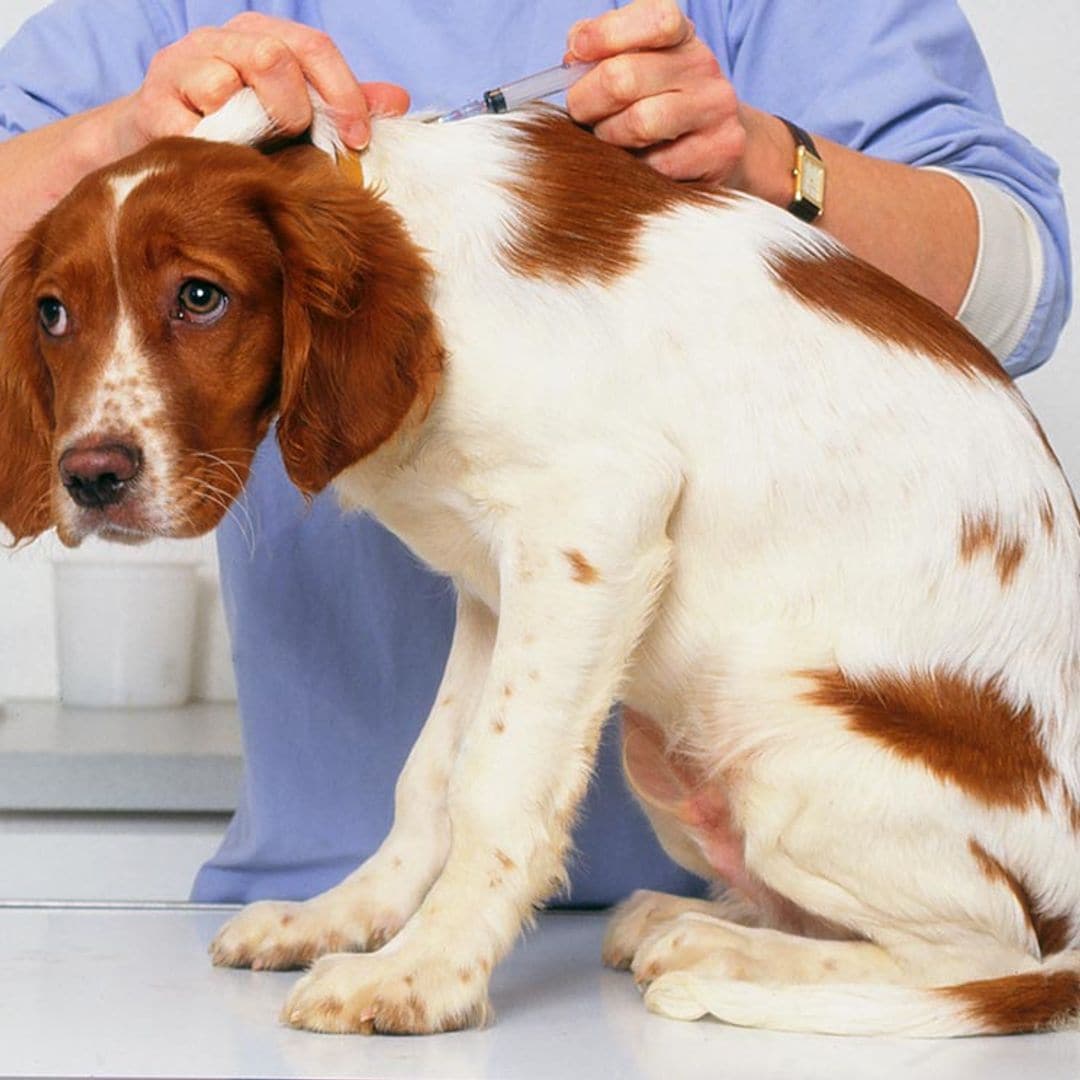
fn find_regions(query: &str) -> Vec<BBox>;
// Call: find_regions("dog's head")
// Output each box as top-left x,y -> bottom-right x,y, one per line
0,138 -> 441,546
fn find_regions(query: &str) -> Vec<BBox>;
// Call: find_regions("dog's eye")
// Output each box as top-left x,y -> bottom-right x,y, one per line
38,296 -> 70,337
176,279 -> 228,323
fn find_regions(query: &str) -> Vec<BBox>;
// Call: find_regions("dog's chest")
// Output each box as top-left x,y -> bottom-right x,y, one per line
335,452 -> 503,609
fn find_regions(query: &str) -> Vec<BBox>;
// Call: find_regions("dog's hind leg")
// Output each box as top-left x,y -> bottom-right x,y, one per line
638,920 -> 1080,1036
603,888 -> 762,970
623,702 -> 1080,1035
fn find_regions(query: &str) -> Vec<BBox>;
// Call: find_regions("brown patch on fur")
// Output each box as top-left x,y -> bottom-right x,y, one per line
966,839 -> 1070,956
1039,493 -> 1056,535
969,839 -> 1032,925
266,146 -> 444,494
959,514 -> 1026,585
941,970 -> 1080,1034
805,668 -> 1051,811
1067,788 -> 1080,834
280,913 -> 295,927
494,849 -> 517,872
492,717 -> 506,734
1032,912 -> 1073,958
458,967 -> 474,984
502,683 -> 514,698
565,548 -> 599,584
769,248 -> 1011,386
0,225 -> 63,541
501,109 -> 726,285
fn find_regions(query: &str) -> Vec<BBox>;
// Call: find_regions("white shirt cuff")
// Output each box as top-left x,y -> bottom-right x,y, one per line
927,167 -> 1044,364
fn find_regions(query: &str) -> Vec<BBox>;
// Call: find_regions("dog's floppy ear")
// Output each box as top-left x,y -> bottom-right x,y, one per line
0,227 -> 55,542
265,147 -> 443,496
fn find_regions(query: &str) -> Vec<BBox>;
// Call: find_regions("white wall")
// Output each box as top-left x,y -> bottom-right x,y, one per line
0,0 -> 1077,701
960,0 -> 1080,487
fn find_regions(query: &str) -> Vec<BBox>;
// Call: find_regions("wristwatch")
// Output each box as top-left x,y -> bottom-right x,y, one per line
777,117 -> 826,223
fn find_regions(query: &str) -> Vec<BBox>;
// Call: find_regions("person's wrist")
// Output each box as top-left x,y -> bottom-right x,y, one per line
728,105 -> 799,209
73,96 -> 143,171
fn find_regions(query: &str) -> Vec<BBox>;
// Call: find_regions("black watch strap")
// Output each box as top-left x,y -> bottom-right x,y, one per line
777,117 -> 820,160
776,116 -> 826,223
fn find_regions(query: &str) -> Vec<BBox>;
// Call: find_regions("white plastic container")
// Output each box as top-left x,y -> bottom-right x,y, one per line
54,562 -> 198,708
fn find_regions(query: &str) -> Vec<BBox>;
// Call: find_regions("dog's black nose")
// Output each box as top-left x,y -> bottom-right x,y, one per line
59,442 -> 142,509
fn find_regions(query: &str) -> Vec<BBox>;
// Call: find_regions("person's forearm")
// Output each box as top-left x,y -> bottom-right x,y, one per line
0,96 -> 137,257
736,106 -> 978,317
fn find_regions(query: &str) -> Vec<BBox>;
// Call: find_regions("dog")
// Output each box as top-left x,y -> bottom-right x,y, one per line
2,89 -> 1079,1037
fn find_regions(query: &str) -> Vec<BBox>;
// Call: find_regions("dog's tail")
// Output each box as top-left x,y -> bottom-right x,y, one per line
644,952 -> 1080,1037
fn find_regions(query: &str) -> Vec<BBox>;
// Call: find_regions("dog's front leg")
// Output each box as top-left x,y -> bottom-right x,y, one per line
283,467 -> 679,1033
210,591 -> 497,969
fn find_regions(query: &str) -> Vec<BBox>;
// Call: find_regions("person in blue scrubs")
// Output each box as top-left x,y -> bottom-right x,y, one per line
0,2 -> 1071,905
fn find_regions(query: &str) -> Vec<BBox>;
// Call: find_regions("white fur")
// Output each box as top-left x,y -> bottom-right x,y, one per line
175,96 -> 1080,1034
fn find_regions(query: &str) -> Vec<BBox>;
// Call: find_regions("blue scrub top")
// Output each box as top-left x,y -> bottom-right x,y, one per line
0,1 -> 1071,904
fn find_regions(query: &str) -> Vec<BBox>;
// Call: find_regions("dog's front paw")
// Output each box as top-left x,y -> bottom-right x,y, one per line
210,896 -> 406,971
282,950 -> 491,1035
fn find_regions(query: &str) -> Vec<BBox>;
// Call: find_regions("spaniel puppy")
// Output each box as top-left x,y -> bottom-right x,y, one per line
1,92 -> 1078,1037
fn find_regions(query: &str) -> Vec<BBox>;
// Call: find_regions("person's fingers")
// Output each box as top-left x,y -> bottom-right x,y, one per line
130,88 -> 203,142
638,121 -> 747,185
226,13 -> 370,146
173,56 -> 244,116
567,47 -> 723,127
362,81 -> 411,118
590,77 -> 736,151
568,0 -> 693,62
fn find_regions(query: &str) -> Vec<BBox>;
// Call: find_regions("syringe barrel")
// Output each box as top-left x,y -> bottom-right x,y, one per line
496,60 -> 596,111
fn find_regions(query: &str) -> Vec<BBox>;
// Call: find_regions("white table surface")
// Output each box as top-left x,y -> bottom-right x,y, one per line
1,903 -> 1078,1080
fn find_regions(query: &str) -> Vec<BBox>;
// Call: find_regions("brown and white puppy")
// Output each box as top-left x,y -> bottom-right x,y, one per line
1,93 -> 1078,1036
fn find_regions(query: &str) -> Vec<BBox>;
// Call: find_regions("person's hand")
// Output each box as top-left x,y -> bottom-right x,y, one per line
113,14 -> 409,157
565,0 -> 773,193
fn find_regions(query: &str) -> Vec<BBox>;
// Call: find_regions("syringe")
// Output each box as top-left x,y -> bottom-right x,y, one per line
434,60 -> 597,124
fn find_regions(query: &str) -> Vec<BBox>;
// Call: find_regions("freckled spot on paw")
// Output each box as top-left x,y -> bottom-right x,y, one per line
377,993 -> 430,1033
492,717 -> 506,734
403,973 -> 414,986
503,683 -> 513,698
459,967 -> 474,984
494,849 -> 517,872
565,548 -> 599,584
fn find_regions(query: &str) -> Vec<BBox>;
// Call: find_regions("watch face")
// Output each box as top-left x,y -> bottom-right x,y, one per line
796,146 -> 826,210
